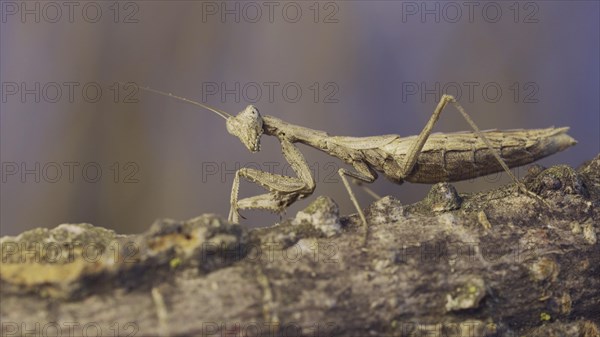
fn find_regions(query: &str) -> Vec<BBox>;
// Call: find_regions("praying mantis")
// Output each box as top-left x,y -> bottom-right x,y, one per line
137,86 -> 576,245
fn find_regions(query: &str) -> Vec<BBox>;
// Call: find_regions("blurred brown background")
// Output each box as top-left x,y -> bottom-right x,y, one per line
1,1 -> 598,235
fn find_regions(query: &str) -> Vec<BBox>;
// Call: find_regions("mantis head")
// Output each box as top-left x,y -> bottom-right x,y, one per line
226,105 -> 264,153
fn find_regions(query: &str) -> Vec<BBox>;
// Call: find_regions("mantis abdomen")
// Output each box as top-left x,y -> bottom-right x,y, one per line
371,127 -> 576,183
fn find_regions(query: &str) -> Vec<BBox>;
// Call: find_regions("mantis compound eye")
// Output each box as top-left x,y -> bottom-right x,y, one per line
226,105 -> 264,153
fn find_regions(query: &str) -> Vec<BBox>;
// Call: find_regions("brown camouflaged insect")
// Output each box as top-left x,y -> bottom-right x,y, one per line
138,86 -> 576,245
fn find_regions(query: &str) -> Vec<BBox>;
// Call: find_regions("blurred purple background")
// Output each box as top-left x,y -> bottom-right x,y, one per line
1,1 -> 598,235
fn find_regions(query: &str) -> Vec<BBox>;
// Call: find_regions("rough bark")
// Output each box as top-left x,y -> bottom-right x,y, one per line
1,155 -> 599,337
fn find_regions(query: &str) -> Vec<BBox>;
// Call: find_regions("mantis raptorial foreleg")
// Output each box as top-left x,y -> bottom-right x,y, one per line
228,137 -> 315,223
228,169 -> 302,223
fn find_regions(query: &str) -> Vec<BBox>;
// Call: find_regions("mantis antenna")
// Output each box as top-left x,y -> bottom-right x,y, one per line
127,83 -> 232,120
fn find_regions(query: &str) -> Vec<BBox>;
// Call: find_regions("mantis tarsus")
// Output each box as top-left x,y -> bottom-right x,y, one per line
137,86 -> 577,246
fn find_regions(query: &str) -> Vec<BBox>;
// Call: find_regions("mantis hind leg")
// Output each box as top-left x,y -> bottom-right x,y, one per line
402,94 -> 545,204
